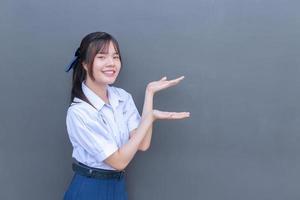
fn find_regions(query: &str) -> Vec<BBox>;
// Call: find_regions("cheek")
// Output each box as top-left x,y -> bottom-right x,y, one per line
93,60 -> 105,69
116,61 -> 121,69
117,64 -> 122,71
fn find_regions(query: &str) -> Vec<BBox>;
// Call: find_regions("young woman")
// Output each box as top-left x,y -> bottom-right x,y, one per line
63,32 -> 190,200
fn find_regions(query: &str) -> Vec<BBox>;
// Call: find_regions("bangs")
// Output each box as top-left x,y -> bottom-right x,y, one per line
85,39 -> 120,64
97,40 -> 119,54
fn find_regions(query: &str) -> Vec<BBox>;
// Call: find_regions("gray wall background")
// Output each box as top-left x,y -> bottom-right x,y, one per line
1,0 -> 299,199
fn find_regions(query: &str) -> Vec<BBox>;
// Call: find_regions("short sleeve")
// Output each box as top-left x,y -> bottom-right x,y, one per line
66,108 -> 118,162
124,94 -> 141,132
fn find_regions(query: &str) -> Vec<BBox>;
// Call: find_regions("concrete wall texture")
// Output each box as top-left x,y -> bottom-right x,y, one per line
1,0 -> 299,199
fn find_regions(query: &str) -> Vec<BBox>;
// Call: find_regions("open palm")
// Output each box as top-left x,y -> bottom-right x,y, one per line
147,76 -> 185,94
153,109 -> 190,120
146,75 -> 190,121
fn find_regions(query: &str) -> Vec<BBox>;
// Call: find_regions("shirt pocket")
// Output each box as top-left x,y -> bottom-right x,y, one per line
117,107 -> 130,142
96,112 -> 112,138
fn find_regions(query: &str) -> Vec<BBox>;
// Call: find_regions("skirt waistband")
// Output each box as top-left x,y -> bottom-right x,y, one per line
72,162 -> 125,179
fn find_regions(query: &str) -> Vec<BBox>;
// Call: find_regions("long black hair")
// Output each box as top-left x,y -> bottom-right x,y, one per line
69,32 -> 122,105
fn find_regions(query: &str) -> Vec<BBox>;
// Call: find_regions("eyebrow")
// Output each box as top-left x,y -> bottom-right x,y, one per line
97,52 -> 119,55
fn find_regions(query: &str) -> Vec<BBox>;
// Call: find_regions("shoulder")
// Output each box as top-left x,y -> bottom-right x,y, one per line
67,98 -> 96,122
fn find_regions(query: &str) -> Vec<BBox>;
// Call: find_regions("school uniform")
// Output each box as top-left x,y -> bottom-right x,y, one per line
64,82 -> 141,200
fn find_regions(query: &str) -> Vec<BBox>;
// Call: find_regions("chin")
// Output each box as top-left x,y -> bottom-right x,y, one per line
95,73 -> 119,84
107,80 -> 116,85
94,78 -> 115,86
105,78 -> 117,85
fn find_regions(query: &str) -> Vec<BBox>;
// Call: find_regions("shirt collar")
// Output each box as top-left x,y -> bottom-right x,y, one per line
107,86 -> 124,109
81,82 -> 124,111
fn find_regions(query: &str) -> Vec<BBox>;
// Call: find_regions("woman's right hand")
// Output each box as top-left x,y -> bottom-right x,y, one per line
146,75 -> 190,121
152,109 -> 190,121
146,76 -> 185,95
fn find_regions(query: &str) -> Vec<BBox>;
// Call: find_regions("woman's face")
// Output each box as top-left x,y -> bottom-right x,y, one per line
86,41 -> 121,85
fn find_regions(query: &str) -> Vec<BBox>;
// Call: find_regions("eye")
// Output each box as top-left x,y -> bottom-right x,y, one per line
97,55 -> 106,59
113,55 -> 120,59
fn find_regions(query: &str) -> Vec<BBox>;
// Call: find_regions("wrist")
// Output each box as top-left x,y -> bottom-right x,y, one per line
148,110 -> 156,123
146,86 -> 155,96
145,87 -> 154,97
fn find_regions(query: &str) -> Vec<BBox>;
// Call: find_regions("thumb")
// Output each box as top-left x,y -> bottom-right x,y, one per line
160,76 -> 167,81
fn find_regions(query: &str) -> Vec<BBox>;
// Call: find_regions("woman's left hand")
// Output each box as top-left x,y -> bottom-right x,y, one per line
146,76 -> 185,95
152,109 -> 190,121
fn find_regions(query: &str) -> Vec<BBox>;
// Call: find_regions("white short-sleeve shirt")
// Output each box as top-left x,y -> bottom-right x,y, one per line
66,82 -> 141,170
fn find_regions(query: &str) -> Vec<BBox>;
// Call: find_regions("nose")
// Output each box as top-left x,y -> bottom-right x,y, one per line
106,56 -> 114,66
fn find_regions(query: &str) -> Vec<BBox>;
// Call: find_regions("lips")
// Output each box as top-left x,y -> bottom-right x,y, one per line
102,70 -> 116,76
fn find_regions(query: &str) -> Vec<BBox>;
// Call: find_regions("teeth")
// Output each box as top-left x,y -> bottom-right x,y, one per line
103,71 -> 114,74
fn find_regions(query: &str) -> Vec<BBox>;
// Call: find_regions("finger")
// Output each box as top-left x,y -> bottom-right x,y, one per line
173,76 -> 185,81
154,111 -> 190,120
168,112 -> 190,118
160,76 -> 167,81
170,112 -> 190,119
167,76 -> 185,86
172,76 -> 185,83
171,112 -> 190,116
157,76 -> 184,90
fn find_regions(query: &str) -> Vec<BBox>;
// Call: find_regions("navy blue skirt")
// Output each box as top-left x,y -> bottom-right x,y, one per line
64,173 -> 128,200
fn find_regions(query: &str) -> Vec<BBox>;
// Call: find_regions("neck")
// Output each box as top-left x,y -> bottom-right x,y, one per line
85,78 -> 109,104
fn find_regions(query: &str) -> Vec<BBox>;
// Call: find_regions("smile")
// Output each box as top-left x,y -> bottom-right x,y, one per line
102,70 -> 116,76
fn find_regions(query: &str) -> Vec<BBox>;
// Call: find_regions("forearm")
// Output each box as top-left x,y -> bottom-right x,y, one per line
138,88 -> 154,150
106,112 -> 154,170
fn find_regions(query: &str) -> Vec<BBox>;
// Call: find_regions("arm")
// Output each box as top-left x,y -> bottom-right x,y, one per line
104,111 -> 154,171
135,76 -> 189,151
105,108 -> 189,171
105,76 -> 189,171
130,87 -> 154,151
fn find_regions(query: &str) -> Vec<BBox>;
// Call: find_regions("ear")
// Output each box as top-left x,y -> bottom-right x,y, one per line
82,62 -> 88,71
